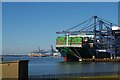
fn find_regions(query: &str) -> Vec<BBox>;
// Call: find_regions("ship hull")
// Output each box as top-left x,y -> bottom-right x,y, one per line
56,46 -> 110,62
56,47 -> 94,61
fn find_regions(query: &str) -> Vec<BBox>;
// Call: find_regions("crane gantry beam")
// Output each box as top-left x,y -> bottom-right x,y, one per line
56,16 -> 119,35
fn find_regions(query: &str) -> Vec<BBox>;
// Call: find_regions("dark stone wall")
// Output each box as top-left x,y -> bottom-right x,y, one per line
19,60 -> 29,80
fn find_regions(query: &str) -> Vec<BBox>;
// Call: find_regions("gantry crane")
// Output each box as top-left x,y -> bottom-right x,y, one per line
56,16 -> 119,58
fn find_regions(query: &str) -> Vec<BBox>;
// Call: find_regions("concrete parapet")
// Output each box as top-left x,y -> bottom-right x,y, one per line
0,60 -> 29,80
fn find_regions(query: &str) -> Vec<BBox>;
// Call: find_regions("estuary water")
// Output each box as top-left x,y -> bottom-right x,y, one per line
2,56 -> 120,76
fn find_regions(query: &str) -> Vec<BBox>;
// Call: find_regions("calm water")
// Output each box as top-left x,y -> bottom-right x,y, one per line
2,56 -> 120,75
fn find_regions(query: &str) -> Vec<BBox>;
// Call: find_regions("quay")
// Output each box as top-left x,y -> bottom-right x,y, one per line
82,58 -> 120,62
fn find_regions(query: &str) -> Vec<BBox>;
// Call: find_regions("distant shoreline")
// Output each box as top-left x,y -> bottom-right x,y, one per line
0,55 -> 28,57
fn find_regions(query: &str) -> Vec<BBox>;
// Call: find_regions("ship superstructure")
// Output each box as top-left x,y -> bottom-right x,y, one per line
56,16 -> 120,61
112,26 -> 120,57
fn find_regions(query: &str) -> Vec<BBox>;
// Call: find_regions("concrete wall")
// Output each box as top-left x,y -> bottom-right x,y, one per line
1,62 -> 19,78
0,60 -> 2,80
0,60 -> 29,80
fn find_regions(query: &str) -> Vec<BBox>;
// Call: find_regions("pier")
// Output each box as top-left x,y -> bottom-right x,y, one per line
82,58 -> 120,62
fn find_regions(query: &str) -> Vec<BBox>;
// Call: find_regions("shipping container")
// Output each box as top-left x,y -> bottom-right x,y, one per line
56,36 -> 82,45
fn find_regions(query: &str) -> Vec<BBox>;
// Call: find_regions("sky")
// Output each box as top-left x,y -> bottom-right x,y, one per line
2,0 -> 120,2
0,2 -> 2,56
119,2 -> 120,25
2,2 -> 118,55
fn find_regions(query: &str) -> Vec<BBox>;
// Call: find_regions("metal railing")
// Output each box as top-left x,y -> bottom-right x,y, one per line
29,71 -> 120,78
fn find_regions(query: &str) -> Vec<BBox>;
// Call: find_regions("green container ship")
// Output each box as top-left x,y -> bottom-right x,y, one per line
56,16 -> 120,62
56,35 -> 96,61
